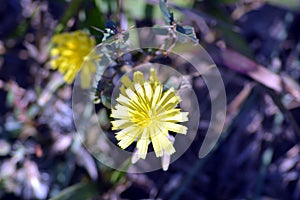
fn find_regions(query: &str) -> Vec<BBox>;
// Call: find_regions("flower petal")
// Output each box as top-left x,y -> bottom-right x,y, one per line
133,71 -> 145,84
136,128 -> 150,159
161,112 -> 189,122
111,68 -> 189,160
111,119 -> 132,130
161,122 -> 188,134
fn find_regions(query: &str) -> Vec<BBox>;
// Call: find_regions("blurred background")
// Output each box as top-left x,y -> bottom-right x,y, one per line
1,0 -> 300,199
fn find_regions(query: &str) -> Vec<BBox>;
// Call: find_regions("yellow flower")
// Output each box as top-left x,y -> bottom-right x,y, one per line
111,68 -> 188,159
50,31 -> 97,88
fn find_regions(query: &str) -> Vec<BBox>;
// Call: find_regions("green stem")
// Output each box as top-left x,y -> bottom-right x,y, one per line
54,0 -> 83,34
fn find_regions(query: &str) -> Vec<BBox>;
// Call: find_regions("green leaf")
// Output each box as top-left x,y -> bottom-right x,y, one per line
98,108 -> 110,129
54,0 -> 83,33
26,105 -> 40,118
266,0 -> 300,9
145,4 -> 154,20
216,0 -> 240,3
110,170 -> 126,184
123,0 -> 147,20
110,159 -> 131,183
6,90 -> 14,107
94,0 -> 109,14
152,27 -> 170,35
172,0 -> 195,7
9,3 -> 40,38
85,0 -> 105,43
49,182 -> 98,200
10,19 -> 29,38
159,0 -> 174,24
176,25 -> 199,45
101,93 -> 112,109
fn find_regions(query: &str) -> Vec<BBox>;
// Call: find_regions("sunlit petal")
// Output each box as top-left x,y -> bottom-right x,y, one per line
111,69 -> 189,160
50,31 -> 96,88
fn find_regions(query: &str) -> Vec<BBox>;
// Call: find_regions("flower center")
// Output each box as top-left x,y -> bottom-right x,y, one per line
132,107 -> 158,128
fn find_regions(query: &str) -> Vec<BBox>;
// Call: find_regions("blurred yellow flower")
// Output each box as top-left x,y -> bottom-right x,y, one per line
111,68 -> 188,159
50,31 -> 97,88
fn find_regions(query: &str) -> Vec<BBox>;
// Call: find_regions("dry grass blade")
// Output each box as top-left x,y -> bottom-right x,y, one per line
220,49 -> 282,93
